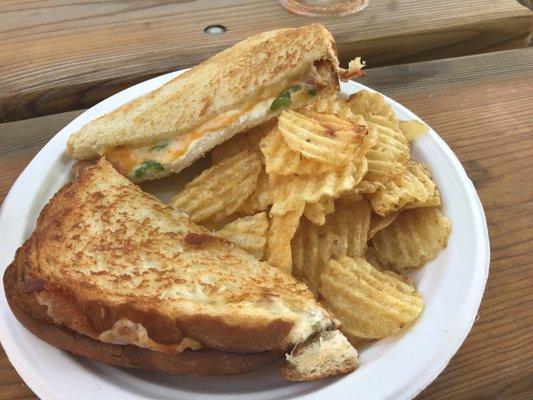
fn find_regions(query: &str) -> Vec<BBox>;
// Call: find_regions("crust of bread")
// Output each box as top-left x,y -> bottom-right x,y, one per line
3,261 -> 283,376
278,330 -> 358,381
66,24 -> 340,179
6,159 -> 334,354
279,358 -> 357,381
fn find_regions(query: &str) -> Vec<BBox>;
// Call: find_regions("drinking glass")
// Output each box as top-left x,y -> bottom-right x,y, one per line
279,0 -> 369,16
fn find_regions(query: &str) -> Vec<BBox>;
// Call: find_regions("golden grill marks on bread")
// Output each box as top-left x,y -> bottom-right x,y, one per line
8,158 -> 336,354
66,24 -> 359,182
3,260 -> 284,376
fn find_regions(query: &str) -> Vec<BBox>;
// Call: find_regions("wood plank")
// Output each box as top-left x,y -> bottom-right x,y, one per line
0,48 -> 532,399
394,83 -> 533,400
374,53 -> 533,400
361,48 -> 533,95
0,0 -> 531,121
0,347 -> 36,400
0,110 -> 82,205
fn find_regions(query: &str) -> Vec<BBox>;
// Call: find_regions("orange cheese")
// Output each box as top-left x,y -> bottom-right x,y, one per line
98,318 -> 203,354
104,82 -> 315,176
105,146 -> 138,175
105,109 -> 244,176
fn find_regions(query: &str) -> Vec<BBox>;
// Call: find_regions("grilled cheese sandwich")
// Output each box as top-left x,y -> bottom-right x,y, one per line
6,159 -> 336,358
67,24 -> 355,181
106,86 -> 317,178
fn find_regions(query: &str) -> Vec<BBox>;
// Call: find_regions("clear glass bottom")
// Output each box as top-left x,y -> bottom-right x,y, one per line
279,0 -> 369,16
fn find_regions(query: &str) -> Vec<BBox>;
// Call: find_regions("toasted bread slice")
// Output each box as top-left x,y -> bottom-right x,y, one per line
280,330 -> 358,381
5,158 -> 335,355
3,260 -> 283,376
67,24 -> 348,181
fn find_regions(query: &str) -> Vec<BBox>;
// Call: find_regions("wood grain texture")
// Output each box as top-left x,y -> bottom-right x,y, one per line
0,347 -> 36,400
0,110 -> 82,207
0,0 -> 531,122
0,48 -> 532,399
385,60 -> 533,400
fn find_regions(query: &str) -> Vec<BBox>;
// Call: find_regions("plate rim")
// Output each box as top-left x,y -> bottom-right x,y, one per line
0,70 -> 490,400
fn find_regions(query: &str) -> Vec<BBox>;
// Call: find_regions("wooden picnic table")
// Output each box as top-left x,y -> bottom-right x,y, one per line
0,47 -> 532,399
1,0 -> 532,122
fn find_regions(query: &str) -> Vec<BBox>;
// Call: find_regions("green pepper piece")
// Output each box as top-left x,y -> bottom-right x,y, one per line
307,89 -> 317,97
288,85 -> 302,93
150,142 -> 168,151
270,90 -> 292,111
134,160 -> 165,179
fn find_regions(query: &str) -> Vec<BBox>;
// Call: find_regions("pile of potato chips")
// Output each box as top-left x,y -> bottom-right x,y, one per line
170,90 -> 451,343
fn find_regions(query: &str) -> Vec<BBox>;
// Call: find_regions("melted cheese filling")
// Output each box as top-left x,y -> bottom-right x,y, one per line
98,318 -> 203,354
38,287 -> 332,352
36,293 -> 203,354
105,84 -> 316,177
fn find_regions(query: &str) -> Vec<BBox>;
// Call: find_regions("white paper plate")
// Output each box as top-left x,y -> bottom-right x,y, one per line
0,70 -> 489,400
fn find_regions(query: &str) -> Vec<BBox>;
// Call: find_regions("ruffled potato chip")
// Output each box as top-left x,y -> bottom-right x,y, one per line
267,204 -> 304,273
217,212 -> 269,260
270,162 -> 357,216
278,110 -> 365,165
303,196 -> 335,226
308,97 -> 360,123
319,256 -> 424,340
260,128 -> 337,176
292,198 -> 371,293
239,167 -> 272,215
371,207 -> 451,270
364,114 -> 399,131
362,122 -> 409,185
364,244 -> 383,270
348,90 -> 399,128
400,120 -> 428,142
368,212 -> 399,239
368,161 -> 439,216
170,150 -> 262,223
368,122 -> 410,165
340,157 -> 371,201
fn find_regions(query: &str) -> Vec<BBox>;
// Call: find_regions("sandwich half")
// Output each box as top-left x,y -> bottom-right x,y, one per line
4,158 -> 340,375
67,24 -> 362,182
4,262 -> 283,376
